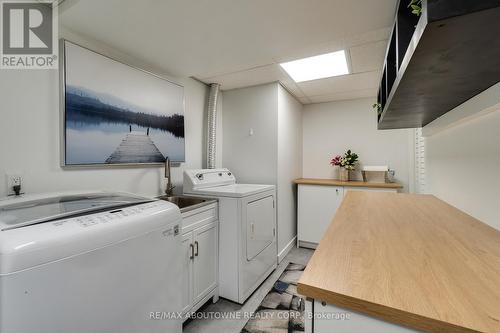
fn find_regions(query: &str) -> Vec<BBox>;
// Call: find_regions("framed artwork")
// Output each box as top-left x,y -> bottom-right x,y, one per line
60,39 -> 185,166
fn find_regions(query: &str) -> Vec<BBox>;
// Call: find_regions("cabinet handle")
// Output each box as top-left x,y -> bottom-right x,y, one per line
194,241 -> 199,257
189,244 -> 194,259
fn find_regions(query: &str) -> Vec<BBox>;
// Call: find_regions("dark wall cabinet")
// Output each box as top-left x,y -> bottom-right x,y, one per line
377,0 -> 500,129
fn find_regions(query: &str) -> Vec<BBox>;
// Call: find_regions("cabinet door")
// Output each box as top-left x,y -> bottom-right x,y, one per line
193,222 -> 218,304
181,232 -> 194,314
298,185 -> 344,244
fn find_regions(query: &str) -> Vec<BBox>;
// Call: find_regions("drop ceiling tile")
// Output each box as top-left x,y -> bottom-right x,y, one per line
201,64 -> 285,90
298,70 -> 381,97
273,27 -> 392,64
308,88 -> 378,104
349,40 -> 388,73
347,27 -> 391,47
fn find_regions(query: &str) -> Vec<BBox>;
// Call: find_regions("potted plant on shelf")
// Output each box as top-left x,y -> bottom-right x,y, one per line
373,103 -> 382,117
408,0 -> 422,16
331,150 -> 359,181
330,155 -> 342,180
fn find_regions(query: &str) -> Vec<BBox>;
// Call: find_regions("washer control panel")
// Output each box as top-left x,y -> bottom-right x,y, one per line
52,201 -> 163,228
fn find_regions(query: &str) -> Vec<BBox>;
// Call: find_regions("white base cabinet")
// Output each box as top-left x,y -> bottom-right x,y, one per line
181,202 -> 219,320
298,185 -> 344,246
297,184 -> 398,248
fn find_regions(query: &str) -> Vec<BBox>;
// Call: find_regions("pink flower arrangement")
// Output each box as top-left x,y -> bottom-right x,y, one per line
330,150 -> 359,170
330,155 -> 342,166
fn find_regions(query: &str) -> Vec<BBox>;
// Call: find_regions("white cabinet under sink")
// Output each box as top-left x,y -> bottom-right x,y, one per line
181,202 -> 219,319
192,222 -> 217,304
181,233 -> 194,314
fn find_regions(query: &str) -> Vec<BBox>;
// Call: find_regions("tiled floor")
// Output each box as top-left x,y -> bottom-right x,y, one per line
183,247 -> 314,333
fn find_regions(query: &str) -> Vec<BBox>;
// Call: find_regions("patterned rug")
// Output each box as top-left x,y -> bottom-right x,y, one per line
241,263 -> 306,333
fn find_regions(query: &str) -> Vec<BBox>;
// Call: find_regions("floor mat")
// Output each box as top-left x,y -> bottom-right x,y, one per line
241,263 -> 306,333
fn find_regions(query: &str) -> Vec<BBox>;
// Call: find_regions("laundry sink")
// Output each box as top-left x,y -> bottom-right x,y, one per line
157,195 -> 215,213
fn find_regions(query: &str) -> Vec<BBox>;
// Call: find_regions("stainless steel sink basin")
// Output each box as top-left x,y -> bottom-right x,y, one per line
157,195 -> 214,213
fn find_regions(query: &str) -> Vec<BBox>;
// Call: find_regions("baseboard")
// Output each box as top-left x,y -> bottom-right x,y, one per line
298,240 -> 317,250
278,236 -> 297,263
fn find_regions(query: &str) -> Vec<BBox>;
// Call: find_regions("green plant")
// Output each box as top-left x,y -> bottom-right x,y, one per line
408,0 -> 422,16
341,150 -> 359,171
372,103 -> 382,114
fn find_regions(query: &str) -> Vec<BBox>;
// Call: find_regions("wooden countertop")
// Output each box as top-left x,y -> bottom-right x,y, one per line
297,192 -> 500,333
294,178 -> 403,189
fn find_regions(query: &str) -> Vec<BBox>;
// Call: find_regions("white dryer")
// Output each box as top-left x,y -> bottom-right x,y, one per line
184,169 -> 277,304
0,191 -> 182,333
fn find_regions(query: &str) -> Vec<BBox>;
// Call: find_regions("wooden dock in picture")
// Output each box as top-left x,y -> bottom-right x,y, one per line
106,131 -> 165,163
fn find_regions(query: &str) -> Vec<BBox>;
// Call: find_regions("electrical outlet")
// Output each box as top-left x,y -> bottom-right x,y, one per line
6,174 -> 23,195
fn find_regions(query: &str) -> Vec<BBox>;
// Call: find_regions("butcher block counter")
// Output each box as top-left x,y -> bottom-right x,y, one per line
294,178 -> 403,189
297,191 -> 500,333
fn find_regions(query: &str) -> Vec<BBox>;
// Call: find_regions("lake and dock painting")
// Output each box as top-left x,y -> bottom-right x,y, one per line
63,41 -> 185,166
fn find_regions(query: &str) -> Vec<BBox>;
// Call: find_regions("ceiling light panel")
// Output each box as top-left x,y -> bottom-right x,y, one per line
280,50 -> 349,83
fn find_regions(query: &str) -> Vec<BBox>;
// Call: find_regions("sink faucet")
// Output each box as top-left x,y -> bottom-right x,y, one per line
164,157 -> 175,196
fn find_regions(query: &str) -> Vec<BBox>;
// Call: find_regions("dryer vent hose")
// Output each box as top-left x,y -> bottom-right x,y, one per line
206,83 -> 220,169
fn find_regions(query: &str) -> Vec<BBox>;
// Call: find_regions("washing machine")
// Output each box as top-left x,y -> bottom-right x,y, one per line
183,169 -> 277,304
0,191 -> 182,333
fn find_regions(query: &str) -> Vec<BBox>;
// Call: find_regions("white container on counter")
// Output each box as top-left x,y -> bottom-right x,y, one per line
362,166 -> 389,183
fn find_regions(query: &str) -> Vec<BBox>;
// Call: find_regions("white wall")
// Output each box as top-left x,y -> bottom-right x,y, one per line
0,28 -> 209,198
222,83 -> 278,184
302,98 -> 411,191
277,85 -> 303,258
426,107 -> 500,230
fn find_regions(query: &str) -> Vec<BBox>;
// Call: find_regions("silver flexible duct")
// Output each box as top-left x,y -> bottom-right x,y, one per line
206,83 -> 220,169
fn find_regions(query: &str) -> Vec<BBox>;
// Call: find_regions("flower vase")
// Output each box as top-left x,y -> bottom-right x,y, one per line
331,165 -> 340,180
339,167 -> 349,181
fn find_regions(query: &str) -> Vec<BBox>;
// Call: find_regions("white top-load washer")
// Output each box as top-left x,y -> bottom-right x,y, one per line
184,169 -> 277,304
0,191 -> 182,333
